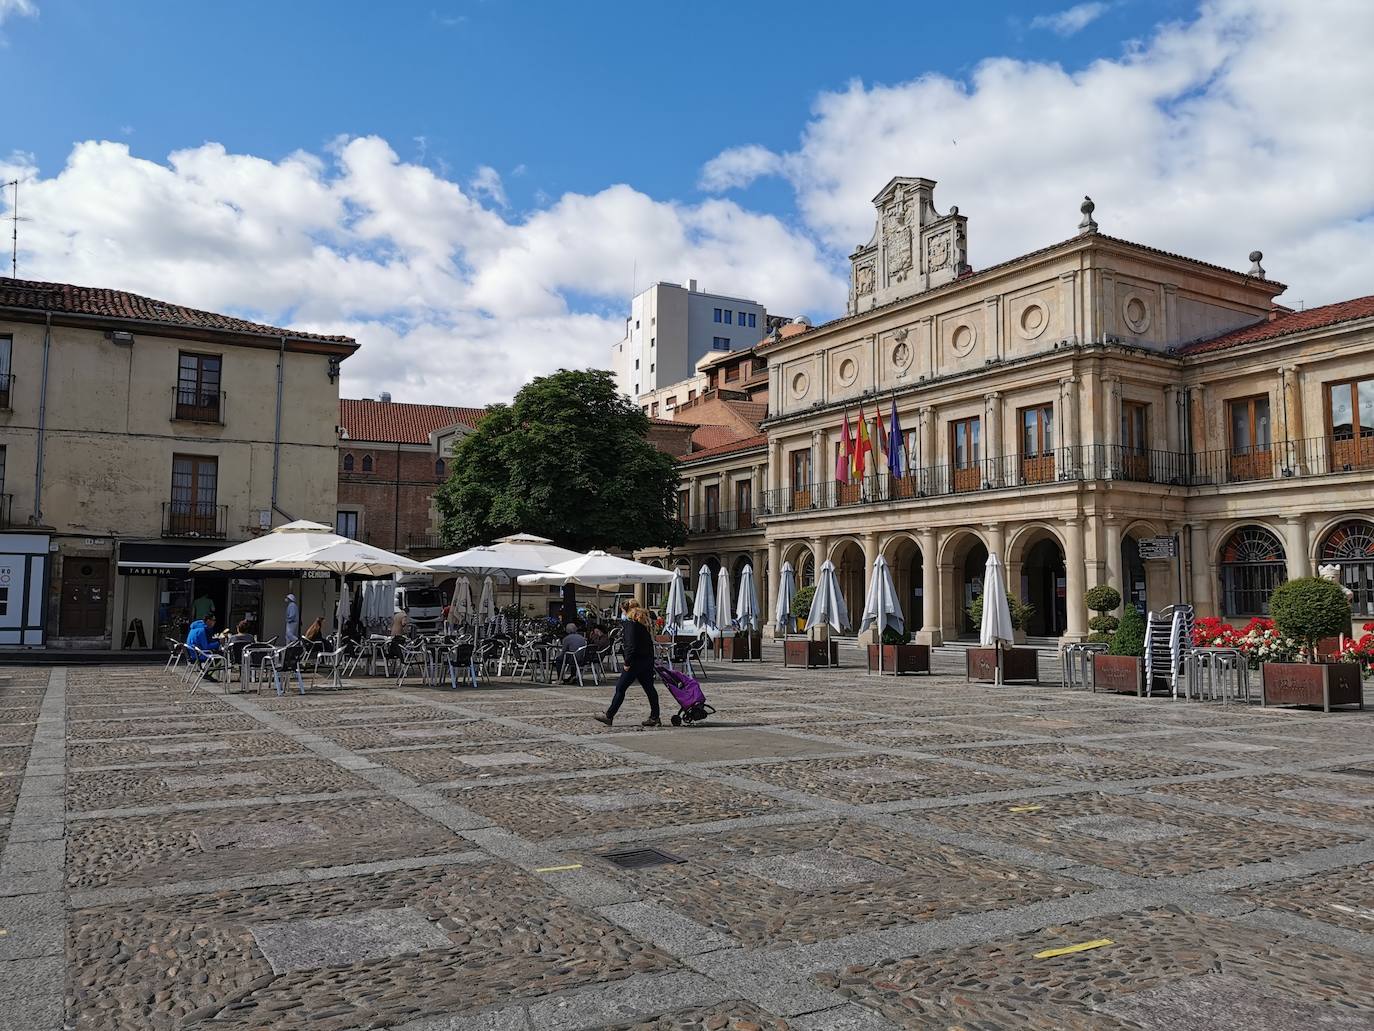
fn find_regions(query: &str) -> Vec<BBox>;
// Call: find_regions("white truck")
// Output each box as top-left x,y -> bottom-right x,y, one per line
394,575 -> 445,632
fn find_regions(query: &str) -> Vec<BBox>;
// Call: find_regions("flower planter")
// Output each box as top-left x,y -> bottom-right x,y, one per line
718,631 -> 763,662
1091,654 -> 1143,695
866,643 -> 930,675
966,647 -> 1039,684
783,639 -> 840,668
1261,661 -> 1364,713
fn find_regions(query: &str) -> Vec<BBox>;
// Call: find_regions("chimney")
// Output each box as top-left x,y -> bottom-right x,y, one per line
689,279 -> 698,292
379,391 -> 392,403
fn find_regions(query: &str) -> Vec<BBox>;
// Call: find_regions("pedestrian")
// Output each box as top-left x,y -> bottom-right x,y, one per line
594,605 -> 660,728
285,593 -> 300,643
191,591 -> 216,622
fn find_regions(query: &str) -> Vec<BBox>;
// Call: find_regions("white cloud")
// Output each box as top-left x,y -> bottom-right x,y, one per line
3,137 -> 843,404
0,0 -> 36,24
698,144 -> 785,193
469,165 -> 508,208
704,0 -> 1374,312
1030,2 -> 1109,36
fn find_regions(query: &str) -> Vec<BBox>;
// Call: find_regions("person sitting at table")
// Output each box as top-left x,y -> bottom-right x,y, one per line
557,623 -> 588,682
226,620 -> 255,647
387,607 -> 411,661
186,614 -> 222,682
303,615 -> 325,642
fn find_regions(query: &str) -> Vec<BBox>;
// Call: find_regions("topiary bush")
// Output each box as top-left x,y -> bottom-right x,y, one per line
1088,615 -> 1119,633
790,585 -> 816,620
1109,604 -> 1146,657
1269,576 -> 1352,660
1085,584 -> 1121,642
968,594 -> 1035,633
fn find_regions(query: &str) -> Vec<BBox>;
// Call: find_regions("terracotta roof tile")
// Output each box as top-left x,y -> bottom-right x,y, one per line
690,425 -> 743,452
1179,295 -> 1374,355
340,399 -> 485,444
0,276 -> 356,346
682,432 -> 768,463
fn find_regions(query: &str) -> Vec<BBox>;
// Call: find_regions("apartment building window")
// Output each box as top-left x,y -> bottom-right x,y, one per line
713,308 -> 723,323
651,403 -> 659,417
361,454 -> 374,473
435,459 -> 446,477
704,484 -> 721,531
1019,405 -> 1054,484
736,479 -> 752,528
1327,376 -> 1374,471
0,335 -> 11,411
336,511 -> 360,538
712,336 -> 730,350
737,311 -> 747,324
724,365 -> 740,383
724,310 -> 733,324
666,395 -> 677,407
678,489 -> 690,522
169,454 -> 219,536
343,453 -> 355,472
789,448 -> 812,509
950,416 -> 982,492
1121,401 -> 1149,478
176,352 -> 223,422
748,313 -> 757,328
688,389 -> 697,401
1227,395 -> 1271,481
1219,526 -> 1287,616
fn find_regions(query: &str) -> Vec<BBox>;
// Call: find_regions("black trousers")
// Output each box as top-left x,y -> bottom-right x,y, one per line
607,659 -> 659,720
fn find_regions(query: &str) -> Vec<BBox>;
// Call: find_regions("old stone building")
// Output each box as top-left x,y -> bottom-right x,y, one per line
336,397 -> 485,558
643,178 -> 1374,644
0,277 -> 357,649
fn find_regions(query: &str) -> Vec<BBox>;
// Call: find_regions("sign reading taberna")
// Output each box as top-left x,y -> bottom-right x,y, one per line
1137,535 -> 1178,560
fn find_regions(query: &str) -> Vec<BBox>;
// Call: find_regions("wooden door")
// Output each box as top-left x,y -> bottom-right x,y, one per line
1228,396 -> 1271,481
1019,405 -> 1055,484
1121,401 -> 1149,480
1328,379 -> 1374,472
950,416 -> 981,492
60,558 -> 109,638
171,455 -> 219,535
789,449 -> 812,511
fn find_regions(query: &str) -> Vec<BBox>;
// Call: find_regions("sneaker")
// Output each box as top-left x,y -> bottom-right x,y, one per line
593,712 -> 613,727
641,716 -> 661,728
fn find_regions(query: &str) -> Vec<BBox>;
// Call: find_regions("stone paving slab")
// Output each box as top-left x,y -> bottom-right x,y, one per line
68,731 -> 306,767
730,753 -> 1037,805
370,740 -> 628,781
66,756 -> 376,812
1146,772 -> 1374,828
952,741 -> 1237,781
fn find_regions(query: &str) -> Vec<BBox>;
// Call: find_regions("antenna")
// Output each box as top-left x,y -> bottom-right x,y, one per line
5,179 -> 30,279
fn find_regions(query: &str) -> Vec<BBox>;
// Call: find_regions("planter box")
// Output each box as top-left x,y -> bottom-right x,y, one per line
718,631 -> 763,662
1261,662 -> 1364,713
783,639 -> 840,668
1092,654 -> 1143,695
966,647 -> 1039,684
866,643 -> 930,675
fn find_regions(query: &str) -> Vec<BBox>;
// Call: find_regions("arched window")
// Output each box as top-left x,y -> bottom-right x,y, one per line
342,453 -> 354,472
361,454 -> 373,473
1320,520 -> 1374,617
435,458 -> 446,477
1219,526 -> 1286,616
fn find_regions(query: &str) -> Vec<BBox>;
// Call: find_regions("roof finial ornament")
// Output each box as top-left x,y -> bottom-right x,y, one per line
1078,196 -> 1097,235
1248,250 -> 1265,277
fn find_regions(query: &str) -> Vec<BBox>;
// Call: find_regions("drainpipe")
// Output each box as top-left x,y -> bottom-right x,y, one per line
30,312 -> 51,525
393,442 -> 401,551
270,334 -> 295,522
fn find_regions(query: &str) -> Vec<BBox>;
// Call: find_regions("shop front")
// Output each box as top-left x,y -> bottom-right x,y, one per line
0,532 -> 51,647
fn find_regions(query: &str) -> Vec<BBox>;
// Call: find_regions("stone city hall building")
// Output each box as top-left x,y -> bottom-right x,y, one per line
645,177 -> 1374,644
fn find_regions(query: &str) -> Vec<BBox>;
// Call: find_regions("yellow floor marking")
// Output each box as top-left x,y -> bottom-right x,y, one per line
1034,938 -> 1114,959
534,864 -> 583,873
1008,804 -> 1044,813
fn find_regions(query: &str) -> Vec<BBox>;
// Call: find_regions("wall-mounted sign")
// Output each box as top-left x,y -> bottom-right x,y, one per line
1137,535 -> 1178,560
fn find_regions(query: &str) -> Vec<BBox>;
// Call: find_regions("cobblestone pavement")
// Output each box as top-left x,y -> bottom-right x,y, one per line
1,651 -> 1373,1030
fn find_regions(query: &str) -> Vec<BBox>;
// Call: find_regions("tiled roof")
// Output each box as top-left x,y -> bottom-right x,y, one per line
681,432 -> 768,464
690,425 -> 743,452
757,232 -> 1285,352
340,399 -> 486,444
0,276 -> 357,346
1179,295 -> 1374,355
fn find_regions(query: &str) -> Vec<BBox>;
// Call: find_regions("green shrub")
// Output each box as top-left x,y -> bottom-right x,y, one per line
1108,605 -> 1146,657
881,626 -> 912,645
1088,614 -> 1120,633
1269,577 -> 1352,658
1085,585 -> 1122,613
790,585 -> 816,619
1088,632 -> 1114,644
968,594 -> 1035,632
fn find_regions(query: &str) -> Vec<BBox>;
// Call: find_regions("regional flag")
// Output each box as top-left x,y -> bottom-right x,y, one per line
854,405 -> 873,479
836,413 -> 853,484
887,400 -> 905,479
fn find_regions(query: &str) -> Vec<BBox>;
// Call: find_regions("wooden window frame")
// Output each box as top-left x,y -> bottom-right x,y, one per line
949,416 -> 981,493
1018,404 -> 1055,484
1325,376 -> 1374,471
175,351 -> 223,423
1226,394 -> 1272,481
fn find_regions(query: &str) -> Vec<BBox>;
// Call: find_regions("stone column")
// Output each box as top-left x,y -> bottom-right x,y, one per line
1163,385 -> 1181,454
861,530 -> 880,643
1085,513 -> 1105,592
1284,515 -> 1312,579
769,439 -> 784,496
1188,522 -> 1214,616
1103,374 -> 1121,478
918,406 -> 935,494
1062,517 -> 1087,641
916,528 -> 942,646
1103,516 -> 1124,615
984,391 -> 1002,485
765,538 -> 781,631
984,523 -> 1006,562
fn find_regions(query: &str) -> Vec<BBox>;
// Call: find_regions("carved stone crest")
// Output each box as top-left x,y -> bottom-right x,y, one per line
883,189 -> 915,283
855,263 -> 875,296
926,231 -> 951,271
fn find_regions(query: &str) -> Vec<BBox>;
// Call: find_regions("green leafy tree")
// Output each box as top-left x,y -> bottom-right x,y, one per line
1085,584 -> 1121,643
435,370 -> 685,553
1269,577 -> 1352,659
968,594 -> 1034,632
791,585 -> 817,619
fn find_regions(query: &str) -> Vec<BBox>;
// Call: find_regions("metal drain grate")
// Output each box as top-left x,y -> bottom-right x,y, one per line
1330,767 -> 1374,778
599,846 -> 686,870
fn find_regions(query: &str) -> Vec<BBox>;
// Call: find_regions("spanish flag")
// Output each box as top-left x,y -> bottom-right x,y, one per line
854,405 -> 873,479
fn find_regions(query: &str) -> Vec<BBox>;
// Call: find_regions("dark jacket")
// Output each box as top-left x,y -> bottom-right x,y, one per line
621,618 -> 654,666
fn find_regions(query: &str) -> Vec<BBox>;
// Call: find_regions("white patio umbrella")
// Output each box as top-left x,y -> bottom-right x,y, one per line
859,555 -> 904,675
488,533 -> 583,568
447,577 -> 473,628
190,519 -> 342,571
736,564 -> 761,633
477,576 -> 497,621
428,545 -> 551,581
693,564 -> 718,636
806,560 -> 850,667
516,551 -> 676,589
715,566 -> 735,632
774,561 -> 796,637
979,552 -> 1015,686
664,569 -> 690,634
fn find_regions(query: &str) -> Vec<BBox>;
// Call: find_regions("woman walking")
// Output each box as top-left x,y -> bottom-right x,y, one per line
595,605 -> 661,728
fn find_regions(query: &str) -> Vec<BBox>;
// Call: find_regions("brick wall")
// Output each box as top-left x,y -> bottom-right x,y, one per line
337,444 -> 448,552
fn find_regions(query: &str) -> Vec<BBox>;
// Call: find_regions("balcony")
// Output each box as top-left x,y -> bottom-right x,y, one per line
0,372 -> 12,411
685,508 -> 758,535
405,533 -> 446,552
0,494 -> 12,529
163,501 -> 228,539
1186,436 -> 1374,487
172,387 -> 226,424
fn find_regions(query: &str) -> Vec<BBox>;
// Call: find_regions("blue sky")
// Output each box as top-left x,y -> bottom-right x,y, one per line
3,1 -> 1370,403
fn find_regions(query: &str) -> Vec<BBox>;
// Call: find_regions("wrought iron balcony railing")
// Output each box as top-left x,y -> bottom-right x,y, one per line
172,387 -> 226,424
685,508 -> 759,534
163,501 -> 228,539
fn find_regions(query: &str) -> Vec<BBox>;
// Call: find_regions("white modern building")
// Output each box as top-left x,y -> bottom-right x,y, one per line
610,279 -> 768,398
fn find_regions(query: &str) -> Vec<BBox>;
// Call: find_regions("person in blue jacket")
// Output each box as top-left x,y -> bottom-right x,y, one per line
186,614 -> 222,682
